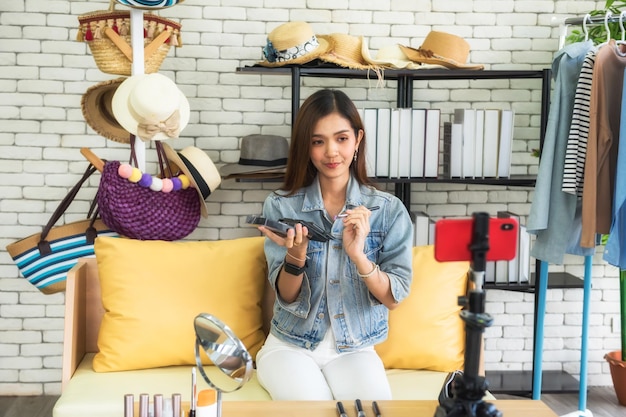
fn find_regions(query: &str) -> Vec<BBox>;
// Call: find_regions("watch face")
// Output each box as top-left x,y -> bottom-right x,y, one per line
114,0 -> 183,9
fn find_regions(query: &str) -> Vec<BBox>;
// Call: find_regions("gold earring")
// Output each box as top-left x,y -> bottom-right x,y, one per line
353,150 -> 358,162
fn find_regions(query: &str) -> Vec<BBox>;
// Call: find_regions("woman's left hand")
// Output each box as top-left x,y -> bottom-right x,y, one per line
341,206 -> 372,257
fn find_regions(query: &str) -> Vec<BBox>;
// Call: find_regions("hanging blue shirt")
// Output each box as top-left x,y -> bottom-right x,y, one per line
527,40 -> 596,264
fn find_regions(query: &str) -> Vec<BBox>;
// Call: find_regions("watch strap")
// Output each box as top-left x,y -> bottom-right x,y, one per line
283,261 -> 305,275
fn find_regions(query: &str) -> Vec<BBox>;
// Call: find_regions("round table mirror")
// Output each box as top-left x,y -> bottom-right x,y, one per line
194,313 -> 253,417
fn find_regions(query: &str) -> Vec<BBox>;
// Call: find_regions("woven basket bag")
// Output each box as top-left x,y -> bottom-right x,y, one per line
77,0 -> 182,75
81,146 -> 201,242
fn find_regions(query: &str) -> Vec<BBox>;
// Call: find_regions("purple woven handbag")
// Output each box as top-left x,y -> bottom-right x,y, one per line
98,159 -> 200,241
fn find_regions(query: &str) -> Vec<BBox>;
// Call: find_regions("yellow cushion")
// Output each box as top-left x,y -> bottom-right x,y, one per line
376,245 -> 469,372
92,236 -> 267,372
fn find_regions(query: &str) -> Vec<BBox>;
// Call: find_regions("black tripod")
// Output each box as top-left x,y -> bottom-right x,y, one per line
434,212 -> 502,417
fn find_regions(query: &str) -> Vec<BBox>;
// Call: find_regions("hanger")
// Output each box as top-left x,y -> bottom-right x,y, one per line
618,11 -> 626,44
596,11 -> 613,48
615,11 -> 626,55
583,13 -> 591,41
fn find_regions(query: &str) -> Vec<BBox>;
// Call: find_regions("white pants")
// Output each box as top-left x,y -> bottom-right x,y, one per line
255,331 -> 392,401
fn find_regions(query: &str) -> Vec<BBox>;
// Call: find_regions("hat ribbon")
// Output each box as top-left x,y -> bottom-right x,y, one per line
177,153 -> 212,200
239,157 -> 287,167
137,110 -> 181,140
263,35 -> 320,63
415,47 -> 436,59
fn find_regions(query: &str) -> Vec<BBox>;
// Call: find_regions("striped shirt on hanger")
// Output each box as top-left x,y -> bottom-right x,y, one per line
562,49 -> 596,196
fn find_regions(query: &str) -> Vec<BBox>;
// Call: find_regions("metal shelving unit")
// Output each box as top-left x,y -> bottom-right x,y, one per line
236,64 -> 582,396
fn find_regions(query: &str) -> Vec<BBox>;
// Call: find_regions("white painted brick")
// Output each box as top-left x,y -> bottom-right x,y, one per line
502,349 -> 533,363
0,0 -> 622,395
0,344 -> 19,356
514,1 -> 555,13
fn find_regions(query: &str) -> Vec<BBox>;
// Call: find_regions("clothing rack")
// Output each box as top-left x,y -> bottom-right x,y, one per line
556,11 -> 626,49
538,13 -> 626,417
563,12 -> 626,27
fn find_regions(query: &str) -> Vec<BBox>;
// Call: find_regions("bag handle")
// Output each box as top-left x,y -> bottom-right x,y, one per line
37,164 -> 98,255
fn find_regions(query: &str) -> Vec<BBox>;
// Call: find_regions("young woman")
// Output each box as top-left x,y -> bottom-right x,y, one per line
255,89 -> 413,400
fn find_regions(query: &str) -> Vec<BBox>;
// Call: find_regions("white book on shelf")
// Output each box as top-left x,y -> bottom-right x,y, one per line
428,217 -> 436,244
388,108 -> 401,178
411,211 -> 430,246
482,109 -> 500,177
410,108 -> 426,178
424,109 -> 440,178
375,108 -> 391,177
454,108 -> 475,179
497,109 -> 515,178
494,260 -> 509,284
518,225 -> 531,283
485,261 -> 496,284
362,108 -> 378,177
398,108 -> 412,178
473,109 -> 485,178
451,123 -> 463,178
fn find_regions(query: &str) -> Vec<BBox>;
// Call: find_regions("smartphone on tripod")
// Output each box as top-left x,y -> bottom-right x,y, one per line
434,216 -> 519,262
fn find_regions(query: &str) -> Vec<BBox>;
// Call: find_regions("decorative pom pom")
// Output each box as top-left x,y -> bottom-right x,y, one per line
138,172 -> 153,187
179,174 -> 190,189
150,177 -> 163,192
118,163 -> 134,179
128,167 -> 142,183
161,178 -> 173,193
116,163 -> 189,194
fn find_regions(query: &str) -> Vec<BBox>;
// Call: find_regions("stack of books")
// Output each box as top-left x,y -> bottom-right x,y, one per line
360,108 -> 441,178
442,108 -> 515,179
410,211 -> 436,246
485,211 -> 531,285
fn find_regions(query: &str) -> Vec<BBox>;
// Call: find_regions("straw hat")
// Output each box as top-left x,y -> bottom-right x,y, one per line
398,31 -> 484,70
81,77 -> 131,144
319,33 -> 378,70
361,40 -> 424,70
219,135 -> 289,177
112,73 -> 190,141
258,22 -> 333,67
162,143 -> 221,218
114,0 -> 184,9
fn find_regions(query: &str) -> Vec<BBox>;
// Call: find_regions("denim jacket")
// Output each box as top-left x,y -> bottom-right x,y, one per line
262,175 -> 413,352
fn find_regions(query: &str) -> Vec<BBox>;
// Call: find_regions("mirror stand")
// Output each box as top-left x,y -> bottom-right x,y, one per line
193,313 -> 254,417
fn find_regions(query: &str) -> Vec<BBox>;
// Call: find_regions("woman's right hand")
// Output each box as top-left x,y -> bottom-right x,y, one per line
259,222 -> 309,303
259,222 -> 310,256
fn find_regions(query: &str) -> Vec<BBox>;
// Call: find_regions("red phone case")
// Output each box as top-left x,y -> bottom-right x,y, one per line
434,217 -> 519,262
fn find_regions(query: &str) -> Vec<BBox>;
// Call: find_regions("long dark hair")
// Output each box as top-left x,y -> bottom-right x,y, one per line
280,89 -> 372,195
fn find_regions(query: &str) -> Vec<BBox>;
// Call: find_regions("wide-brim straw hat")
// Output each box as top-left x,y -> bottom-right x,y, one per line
81,77 -> 131,143
319,33 -> 379,70
112,73 -> 190,141
162,143 -> 221,218
361,40 -> 440,70
114,0 -> 184,9
257,21 -> 333,67
398,31 -> 484,70
220,134 -> 289,177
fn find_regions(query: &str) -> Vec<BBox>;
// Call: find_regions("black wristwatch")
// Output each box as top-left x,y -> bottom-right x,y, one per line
283,261 -> 306,275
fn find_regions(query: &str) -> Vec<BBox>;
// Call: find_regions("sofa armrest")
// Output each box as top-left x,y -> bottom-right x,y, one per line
61,257 -> 103,390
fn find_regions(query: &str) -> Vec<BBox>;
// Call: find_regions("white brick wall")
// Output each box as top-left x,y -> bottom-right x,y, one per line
0,0 -> 617,396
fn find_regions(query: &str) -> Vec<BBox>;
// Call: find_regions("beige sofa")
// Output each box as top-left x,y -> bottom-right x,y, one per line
53,236 -> 480,417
